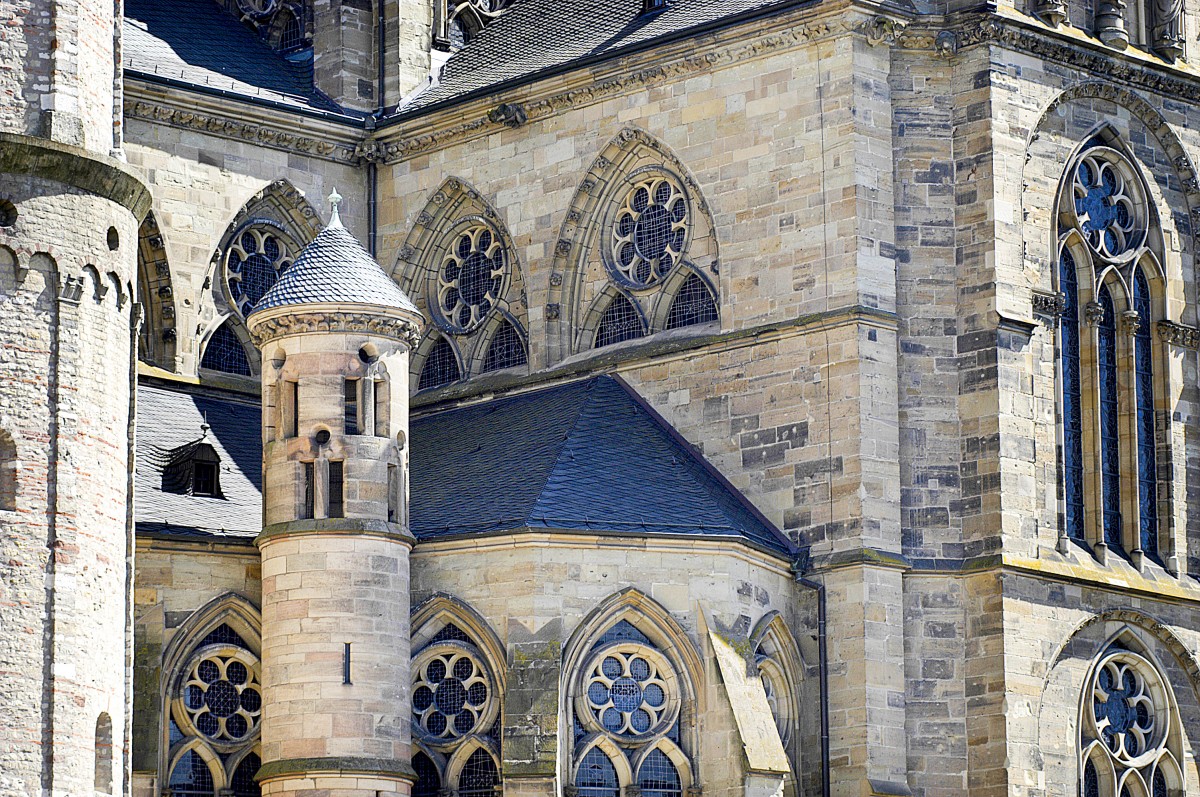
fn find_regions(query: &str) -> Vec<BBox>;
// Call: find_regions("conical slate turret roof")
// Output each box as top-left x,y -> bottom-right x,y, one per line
248,192 -> 418,316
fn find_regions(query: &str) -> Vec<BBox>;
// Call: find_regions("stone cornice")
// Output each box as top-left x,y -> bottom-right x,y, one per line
247,308 -> 424,349
0,132 -> 152,218
123,79 -> 363,164
1157,319 -> 1200,347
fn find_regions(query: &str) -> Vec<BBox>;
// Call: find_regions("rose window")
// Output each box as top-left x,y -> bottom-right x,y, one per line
226,228 -> 293,316
578,644 -> 678,739
610,176 -> 688,287
437,224 -> 506,333
1091,655 -> 1161,764
1072,150 -> 1145,261
412,643 -> 497,743
178,647 -> 262,744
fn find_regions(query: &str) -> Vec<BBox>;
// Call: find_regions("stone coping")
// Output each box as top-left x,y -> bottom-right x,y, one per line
0,132 -> 152,218
257,518 -> 416,547
255,756 -> 417,783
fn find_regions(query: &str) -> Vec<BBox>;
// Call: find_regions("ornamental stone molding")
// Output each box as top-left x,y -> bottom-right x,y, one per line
1157,320 -> 1200,347
247,311 -> 423,349
1032,289 -> 1068,319
124,99 -> 356,163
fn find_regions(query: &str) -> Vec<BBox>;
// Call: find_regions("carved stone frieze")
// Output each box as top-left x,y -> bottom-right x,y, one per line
860,15 -> 906,46
124,100 -> 356,163
249,311 -> 423,348
1157,320 -> 1200,347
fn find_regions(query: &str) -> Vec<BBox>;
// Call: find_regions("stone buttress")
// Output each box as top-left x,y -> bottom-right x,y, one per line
246,193 -> 425,797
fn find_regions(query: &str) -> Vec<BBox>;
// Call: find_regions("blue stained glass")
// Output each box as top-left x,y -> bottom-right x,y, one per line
1098,286 -> 1122,549
1059,250 -> 1085,540
576,748 -> 620,797
1083,759 -> 1099,797
638,749 -> 682,797
1076,165 -> 1122,241
1133,269 -> 1158,556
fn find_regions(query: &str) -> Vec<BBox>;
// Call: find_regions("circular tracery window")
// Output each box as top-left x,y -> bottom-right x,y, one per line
437,224 -> 507,333
412,642 -> 498,743
609,175 -> 689,288
577,643 -> 679,740
1071,148 -> 1146,261
1089,652 -> 1166,767
176,647 -> 262,744
226,228 -> 293,316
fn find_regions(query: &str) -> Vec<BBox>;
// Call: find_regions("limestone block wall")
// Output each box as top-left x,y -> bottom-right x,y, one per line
123,117 -> 366,376
0,164 -> 142,797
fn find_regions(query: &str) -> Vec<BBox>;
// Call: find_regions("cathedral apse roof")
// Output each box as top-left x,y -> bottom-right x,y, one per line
123,0 -> 342,113
135,376 -> 792,558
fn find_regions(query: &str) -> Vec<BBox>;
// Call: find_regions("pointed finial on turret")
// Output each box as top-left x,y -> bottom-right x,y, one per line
328,188 -> 343,228
200,412 -> 210,438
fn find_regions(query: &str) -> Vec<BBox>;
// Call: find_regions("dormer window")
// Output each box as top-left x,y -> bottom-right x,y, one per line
153,431 -> 225,499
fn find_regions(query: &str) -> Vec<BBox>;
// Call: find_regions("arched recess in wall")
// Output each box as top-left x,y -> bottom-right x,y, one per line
137,211 -> 179,370
560,588 -> 704,797
1022,84 -> 1199,326
1034,609 -> 1200,797
395,177 -> 529,392
748,611 -> 805,785
159,592 -> 263,797
197,179 -> 323,379
0,427 -> 17,512
549,127 -> 720,363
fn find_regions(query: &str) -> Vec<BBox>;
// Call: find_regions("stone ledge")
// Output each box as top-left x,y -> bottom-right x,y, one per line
0,132 -> 152,219
257,518 -> 416,546
255,756 -> 417,783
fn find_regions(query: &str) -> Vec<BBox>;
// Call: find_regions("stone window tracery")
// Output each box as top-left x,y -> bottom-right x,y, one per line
570,617 -> 693,797
411,616 -> 504,797
225,227 -> 294,319
608,175 -> 689,289
165,621 -> 262,797
438,225 -> 507,333
200,322 -> 253,377
1053,139 -> 1166,566
1079,643 -> 1183,797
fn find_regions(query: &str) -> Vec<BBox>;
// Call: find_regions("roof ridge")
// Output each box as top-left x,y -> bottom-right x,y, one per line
523,377 -> 605,526
607,376 -> 796,555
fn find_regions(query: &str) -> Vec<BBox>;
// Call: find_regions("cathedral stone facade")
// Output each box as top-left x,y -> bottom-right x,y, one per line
2,0 -> 1200,793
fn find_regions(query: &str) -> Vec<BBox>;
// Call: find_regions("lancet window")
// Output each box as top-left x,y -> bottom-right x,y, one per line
1053,138 -> 1166,563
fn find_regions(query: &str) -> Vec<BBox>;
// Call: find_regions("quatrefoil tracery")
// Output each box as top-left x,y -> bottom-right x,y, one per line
1071,148 -> 1147,263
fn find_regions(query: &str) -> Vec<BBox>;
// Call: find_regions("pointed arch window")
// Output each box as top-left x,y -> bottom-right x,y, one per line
200,322 -> 253,377
569,613 -> 694,797
418,336 -> 463,391
410,609 -> 504,797
482,320 -> 527,373
164,619 -> 262,797
1053,139 -> 1165,563
595,294 -> 646,348
664,273 -> 718,330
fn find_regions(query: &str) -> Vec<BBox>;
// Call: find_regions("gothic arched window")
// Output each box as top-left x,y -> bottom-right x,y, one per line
410,602 -> 505,797
418,335 -> 463,391
200,322 -> 253,377
1078,641 -> 1183,797
1053,139 -> 1164,563
568,616 -> 695,797
594,294 -> 646,348
163,603 -> 263,797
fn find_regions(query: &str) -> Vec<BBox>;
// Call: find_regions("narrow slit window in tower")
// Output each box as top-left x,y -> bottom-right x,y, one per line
344,379 -> 360,435
387,463 -> 398,523
375,379 -> 388,436
329,461 -> 344,519
303,461 -> 315,520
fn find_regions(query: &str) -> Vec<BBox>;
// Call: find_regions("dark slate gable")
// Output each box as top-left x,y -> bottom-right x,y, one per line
409,375 -> 794,556
123,0 -> 343,113
134,376 -> 792,558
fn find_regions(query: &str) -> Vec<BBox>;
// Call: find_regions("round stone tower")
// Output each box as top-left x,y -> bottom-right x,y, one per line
247,193 -> 424,797
0,0 -> 150,794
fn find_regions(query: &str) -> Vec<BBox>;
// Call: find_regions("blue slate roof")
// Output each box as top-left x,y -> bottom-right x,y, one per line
410,376 -> 793,556
123,0 -> 342,113
249,216 -> 420,316
134,377 -> 792,558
